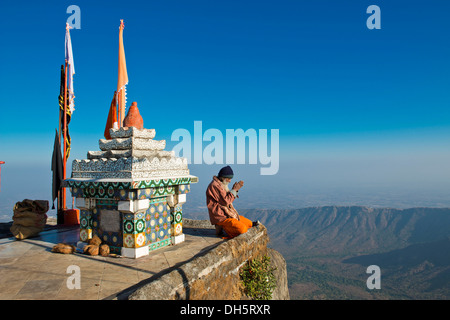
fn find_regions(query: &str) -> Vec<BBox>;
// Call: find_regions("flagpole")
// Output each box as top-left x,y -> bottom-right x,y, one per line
63,58 -> 68,210
63,22 -> 69,211
58,65 -> 64,145
57,75 -> 62,216
58,92 -> 62,145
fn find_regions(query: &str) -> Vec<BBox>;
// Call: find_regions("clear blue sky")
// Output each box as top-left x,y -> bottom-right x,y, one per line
1,0 -> 450,220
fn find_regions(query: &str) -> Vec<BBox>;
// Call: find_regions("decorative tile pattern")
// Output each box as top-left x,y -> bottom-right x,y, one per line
136,188 -> 153,200
132,177 -> 193,189
68,181 -> 132,200
80,210 -> 92,228
123,234 -> 135,248
151,185 -> 176,197
170,203 -> 183,236
173,223 -> 182,236
108,245 -> 121,255
66,125 -> 196,257
79,210 -> 93,241
145,201 -> 171,247
91,201 -> 123,249
177,184 -> 190,194
148,238 -> 172,252
79,228 -> 92,242
67,178 -> 194,202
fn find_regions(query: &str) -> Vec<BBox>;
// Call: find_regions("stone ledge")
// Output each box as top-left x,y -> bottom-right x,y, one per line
87,150 -> 175,160
109,127 -> 156,139
182,218 -> 215,229
99,137 -> 166,151
128,223 -> 273,300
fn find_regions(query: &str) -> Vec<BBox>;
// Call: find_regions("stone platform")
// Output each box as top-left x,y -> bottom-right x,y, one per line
0,220 -> 222,300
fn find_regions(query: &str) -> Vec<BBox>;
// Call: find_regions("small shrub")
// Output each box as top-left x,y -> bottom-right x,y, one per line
240,255 -> 277,300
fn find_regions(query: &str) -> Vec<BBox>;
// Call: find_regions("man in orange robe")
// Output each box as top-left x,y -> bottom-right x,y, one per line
206,166 -> 257,238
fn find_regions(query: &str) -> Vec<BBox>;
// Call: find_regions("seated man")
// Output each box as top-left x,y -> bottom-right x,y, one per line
206,166 -> 256,238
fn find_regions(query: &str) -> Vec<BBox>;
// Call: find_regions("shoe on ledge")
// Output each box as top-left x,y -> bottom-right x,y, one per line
252,220 -> 260,227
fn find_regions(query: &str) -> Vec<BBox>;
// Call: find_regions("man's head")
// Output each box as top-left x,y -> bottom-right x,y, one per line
218,166 -> 233,180
218,166 -> 233,188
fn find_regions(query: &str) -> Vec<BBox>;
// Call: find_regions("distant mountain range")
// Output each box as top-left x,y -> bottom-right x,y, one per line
238,206 -> 450,299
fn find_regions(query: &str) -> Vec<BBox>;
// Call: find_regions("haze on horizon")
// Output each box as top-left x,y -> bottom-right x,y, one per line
1,138 -> 450,222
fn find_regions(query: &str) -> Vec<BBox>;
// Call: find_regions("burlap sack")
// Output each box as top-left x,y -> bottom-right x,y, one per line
88,235 -> 102,246
99,244 -> 110,257
52,243 -> 76,254
83,244 -> 99,256
10,199 -> 49,240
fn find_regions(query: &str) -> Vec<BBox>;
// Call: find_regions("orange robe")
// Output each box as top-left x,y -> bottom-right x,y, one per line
206,176 -> 252,238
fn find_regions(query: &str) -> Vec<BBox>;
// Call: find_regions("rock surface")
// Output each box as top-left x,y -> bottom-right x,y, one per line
128,221 -> 290,300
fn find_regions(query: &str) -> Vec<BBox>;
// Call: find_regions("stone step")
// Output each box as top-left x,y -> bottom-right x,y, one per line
87,149 -> 175,160
109,127 -> 156,139
99,137 -> 166,151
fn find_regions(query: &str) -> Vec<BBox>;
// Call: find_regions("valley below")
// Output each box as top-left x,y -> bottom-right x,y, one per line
238,206 -> 450,299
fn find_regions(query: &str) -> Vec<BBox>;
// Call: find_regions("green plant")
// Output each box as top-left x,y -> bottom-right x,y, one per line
240,255 -> 277,300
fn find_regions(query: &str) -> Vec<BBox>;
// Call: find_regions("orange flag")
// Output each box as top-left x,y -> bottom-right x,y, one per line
104,92 -> 118,140
117,19 -> 128,127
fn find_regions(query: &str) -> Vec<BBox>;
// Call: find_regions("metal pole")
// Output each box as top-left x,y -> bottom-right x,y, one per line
63,59 -> 68,210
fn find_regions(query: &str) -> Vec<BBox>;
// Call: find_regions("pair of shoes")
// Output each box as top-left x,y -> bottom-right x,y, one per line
215,225 -> 224,237
252,220 -> 260,227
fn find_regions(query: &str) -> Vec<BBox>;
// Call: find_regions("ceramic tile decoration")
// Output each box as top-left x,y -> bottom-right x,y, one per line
65,122 -> 197,258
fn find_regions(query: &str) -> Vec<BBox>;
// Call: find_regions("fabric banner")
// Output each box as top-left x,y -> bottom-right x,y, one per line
104,91 -> 118,140
51,129 -> 63,210
117,20 -> 128,126
65,25 -> 76,113
58,65 -> 71,161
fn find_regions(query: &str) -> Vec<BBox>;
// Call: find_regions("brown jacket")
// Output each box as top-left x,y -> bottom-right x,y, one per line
206,176 -> 239,225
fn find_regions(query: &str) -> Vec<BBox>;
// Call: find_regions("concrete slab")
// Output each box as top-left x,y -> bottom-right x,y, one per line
0,222 -> 223,300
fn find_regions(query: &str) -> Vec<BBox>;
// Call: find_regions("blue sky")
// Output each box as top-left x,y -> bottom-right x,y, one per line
1,0 -> 450,220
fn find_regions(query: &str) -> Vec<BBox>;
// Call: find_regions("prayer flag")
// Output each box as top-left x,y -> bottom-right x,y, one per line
65,24 -> 76,113
51,129 -> 63,210
117,20 -> 128,126
58,65 -> 71,161
104,91 -> 118,140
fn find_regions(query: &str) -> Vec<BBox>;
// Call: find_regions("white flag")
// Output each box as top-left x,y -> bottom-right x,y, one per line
65,24 -> 75,113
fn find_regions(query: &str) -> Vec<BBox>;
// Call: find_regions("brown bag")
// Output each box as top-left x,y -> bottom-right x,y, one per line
99,244 -> 110,256
52,243 -> 76,254
88,235 -> 102,246
10,199 -> 48,240
83,244 -> 99,256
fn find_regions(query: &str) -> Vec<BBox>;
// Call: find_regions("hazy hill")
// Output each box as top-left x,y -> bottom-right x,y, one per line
240,206 -> 450,299
241,206 -> 450,255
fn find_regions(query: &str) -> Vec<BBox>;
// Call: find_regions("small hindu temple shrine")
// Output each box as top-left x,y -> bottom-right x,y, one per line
65,102 -> 198,258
